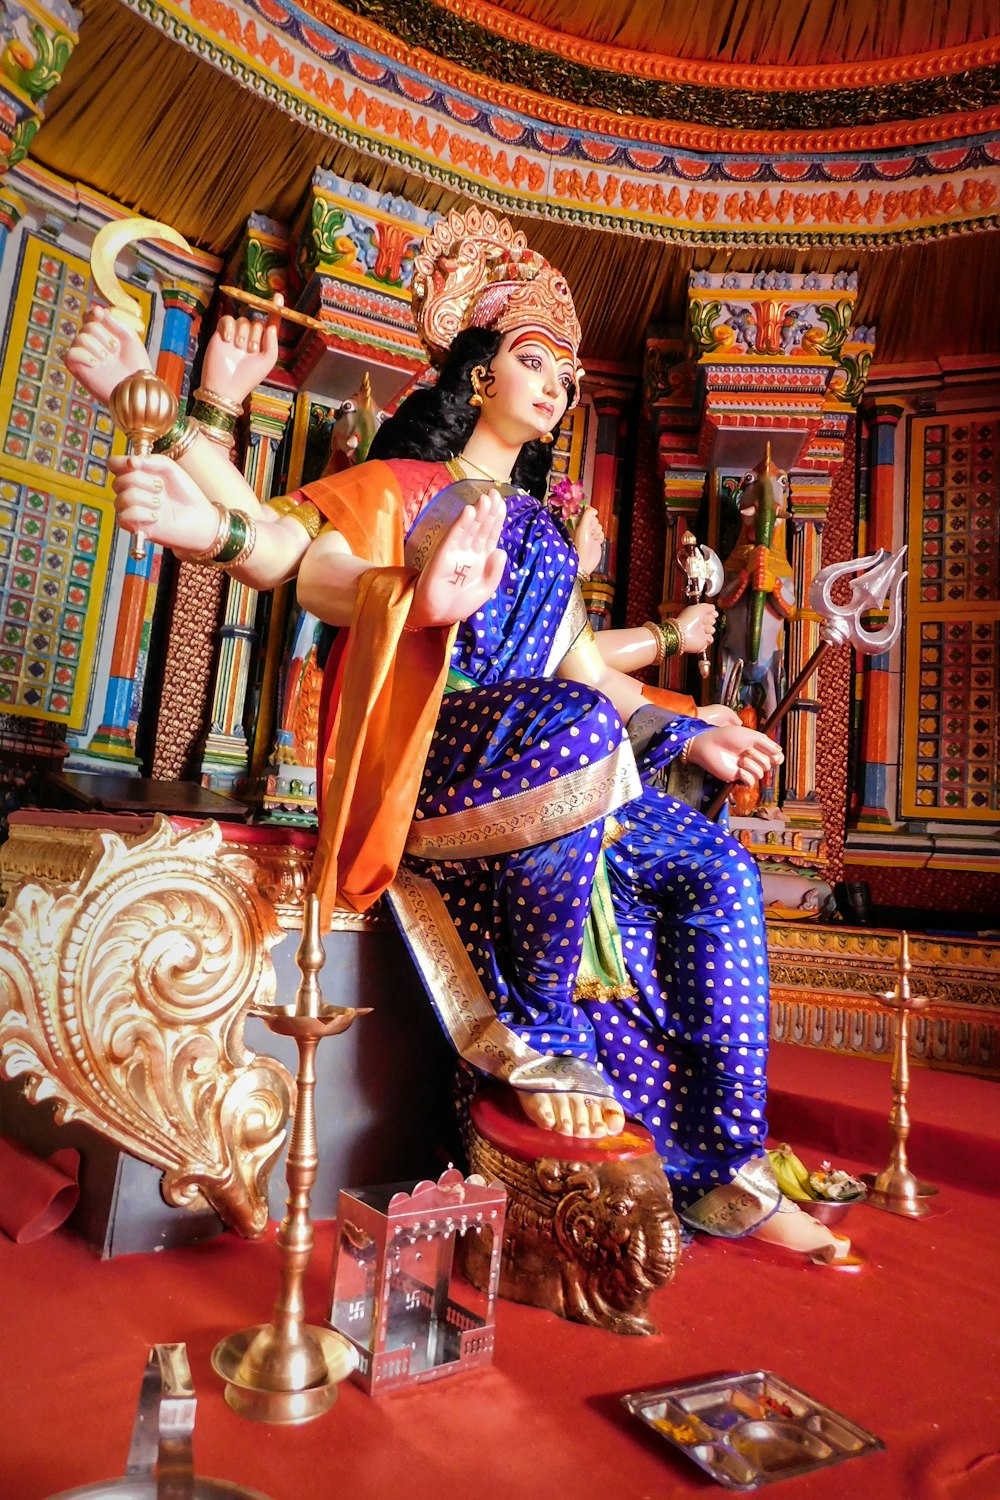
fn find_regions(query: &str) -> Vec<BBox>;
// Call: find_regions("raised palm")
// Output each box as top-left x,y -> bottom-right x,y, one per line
410,489 -> 508,628
65,306 -> 151,405
574,507 -> 604,575
201,298 -> 282,402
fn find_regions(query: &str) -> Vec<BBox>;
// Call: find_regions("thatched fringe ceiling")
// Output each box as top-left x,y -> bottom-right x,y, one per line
31,0 -> 1000,368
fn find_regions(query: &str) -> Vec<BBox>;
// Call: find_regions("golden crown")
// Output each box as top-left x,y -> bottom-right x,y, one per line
410,207 -> 583,376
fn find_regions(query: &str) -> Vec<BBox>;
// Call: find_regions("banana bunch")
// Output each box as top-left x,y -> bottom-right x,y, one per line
767,1143 -> 815,1202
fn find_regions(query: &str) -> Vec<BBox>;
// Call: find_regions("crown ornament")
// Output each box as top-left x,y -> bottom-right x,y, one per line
411,207 -> 583,390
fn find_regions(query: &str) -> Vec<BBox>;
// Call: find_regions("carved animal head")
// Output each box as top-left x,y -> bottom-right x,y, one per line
537,1156 -> 681,1335
323,373 -> 386,473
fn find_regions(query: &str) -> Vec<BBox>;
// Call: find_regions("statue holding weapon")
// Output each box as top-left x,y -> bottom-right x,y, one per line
706,545 -> 908,820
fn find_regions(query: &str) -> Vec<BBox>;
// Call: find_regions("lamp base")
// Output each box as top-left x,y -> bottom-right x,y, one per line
859,1172 -> 940,1219
211,1324 -> 357,1425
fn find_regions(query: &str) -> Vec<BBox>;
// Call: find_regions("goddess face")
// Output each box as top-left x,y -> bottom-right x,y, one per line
477,327 -> 576,447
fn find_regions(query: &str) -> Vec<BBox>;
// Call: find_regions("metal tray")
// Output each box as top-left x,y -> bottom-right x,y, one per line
622,1370 -> 884,1490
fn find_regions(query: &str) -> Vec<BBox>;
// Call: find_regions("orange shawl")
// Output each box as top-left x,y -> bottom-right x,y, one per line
303,461 -> 456,921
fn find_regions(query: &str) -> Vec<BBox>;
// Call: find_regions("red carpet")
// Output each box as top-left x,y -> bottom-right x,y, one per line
3,1051 -> 1000,1500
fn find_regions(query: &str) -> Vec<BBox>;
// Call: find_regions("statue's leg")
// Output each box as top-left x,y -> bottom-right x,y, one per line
599,785 -> 769,1203
405,677 -> 631,1137
600,784 -> 846,1257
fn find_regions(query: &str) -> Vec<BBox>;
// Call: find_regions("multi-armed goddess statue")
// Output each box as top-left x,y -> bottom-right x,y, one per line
67,206 -> 850,1263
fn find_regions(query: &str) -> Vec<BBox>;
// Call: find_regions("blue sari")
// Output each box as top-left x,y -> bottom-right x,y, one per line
386,474 -> 773,1229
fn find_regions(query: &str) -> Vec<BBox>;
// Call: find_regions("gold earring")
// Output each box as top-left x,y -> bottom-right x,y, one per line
469,365 -> 486,408
541,431 -> 554,445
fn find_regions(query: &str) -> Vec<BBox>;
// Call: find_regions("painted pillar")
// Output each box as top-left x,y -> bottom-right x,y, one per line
659,472 -> 706,693
0,189 -> 24,261
855,400 -> 904,826
585,390 -> 627,627
79,285 -> 204,768
0,0 -> 81,184
783,511 -> 826,818
199,387 -> 293,791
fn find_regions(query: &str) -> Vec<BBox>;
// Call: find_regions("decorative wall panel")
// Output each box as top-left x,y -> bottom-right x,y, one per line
902,413 -> 1000,821
0,236 -> 146,728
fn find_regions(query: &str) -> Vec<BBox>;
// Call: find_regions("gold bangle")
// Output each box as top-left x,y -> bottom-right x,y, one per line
643,620 -> 665,668
265,495 -> 323,539
187,502 -> 233,564
680,737 -> 695,766
194,420 -> 236,452
193,386 -> 243,418
674,619 -> 688,655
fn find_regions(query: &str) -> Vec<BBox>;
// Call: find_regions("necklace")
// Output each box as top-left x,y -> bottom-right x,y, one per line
449,452 -> 511,486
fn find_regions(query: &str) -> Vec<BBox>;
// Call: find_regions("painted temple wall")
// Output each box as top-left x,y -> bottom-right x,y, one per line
843,365 -> 1000,917
0,140 -> 995,919
0,162 -> 217,790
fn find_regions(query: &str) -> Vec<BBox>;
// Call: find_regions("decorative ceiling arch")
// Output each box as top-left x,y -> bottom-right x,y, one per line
29,0 -> 1000,365
114,0 -> 1000,247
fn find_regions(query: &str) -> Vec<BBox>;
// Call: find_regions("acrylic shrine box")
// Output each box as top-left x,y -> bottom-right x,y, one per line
328,1168 -> 507,1395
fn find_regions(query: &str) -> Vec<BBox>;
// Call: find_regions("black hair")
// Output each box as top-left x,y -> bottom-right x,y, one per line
366,326 -> 571,500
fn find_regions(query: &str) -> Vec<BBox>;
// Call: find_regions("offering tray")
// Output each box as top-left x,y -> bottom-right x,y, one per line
622,1370 -> 883,1490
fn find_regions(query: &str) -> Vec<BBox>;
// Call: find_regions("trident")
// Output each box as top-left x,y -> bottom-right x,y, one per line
705,546 -> 907,819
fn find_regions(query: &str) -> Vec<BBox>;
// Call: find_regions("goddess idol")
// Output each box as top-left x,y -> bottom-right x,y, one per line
67,207 -> 847,1262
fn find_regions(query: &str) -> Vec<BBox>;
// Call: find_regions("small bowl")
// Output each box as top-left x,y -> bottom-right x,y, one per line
799,1199 -> 854,1227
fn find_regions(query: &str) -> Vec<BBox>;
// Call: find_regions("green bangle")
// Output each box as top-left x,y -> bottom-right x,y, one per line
212,510 -> 256,567
151,411 -> 189,454
660,621 -> 682,659
190,398 -> 237,435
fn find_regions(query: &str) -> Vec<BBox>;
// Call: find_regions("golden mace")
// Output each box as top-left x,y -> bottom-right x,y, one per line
108,371 -> 178,562
90,217 -> 190,563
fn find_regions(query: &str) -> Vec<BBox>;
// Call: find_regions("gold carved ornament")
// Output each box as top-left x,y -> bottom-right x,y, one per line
410,206 -> 584,393
0,817 -> 295,1238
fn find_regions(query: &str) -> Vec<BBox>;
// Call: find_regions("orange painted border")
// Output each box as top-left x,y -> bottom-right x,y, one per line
313,0 -> 1000,154
425,0 -> 1000,94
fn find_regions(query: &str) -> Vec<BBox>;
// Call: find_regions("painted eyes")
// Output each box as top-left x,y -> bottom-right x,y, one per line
516,353 -> 574,391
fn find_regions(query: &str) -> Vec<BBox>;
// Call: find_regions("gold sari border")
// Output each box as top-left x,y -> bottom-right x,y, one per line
680,1155 -> 783,1238
387,867 -> 543,1081
405,479 -> 521,572
404,739 -> 641,860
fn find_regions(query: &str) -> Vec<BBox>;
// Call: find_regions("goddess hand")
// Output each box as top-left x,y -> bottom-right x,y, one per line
676,602 -> 718,654
574,507 -> 604,576
697,702 -> 742,728
108,453 -> 220,554
201,296 -> 282,402
65,306 -> 151,406
685,724 -> 782,786
411,489 -> 507,627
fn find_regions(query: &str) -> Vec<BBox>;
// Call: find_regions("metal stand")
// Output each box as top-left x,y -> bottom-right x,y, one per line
212,896 -> 368,1422
47,1344 -> 274,1497
861,931 -> 939,1218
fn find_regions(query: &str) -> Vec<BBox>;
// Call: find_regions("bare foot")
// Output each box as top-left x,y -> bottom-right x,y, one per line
752,1200 -> 851,1262
518,1090 -> 626,1139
